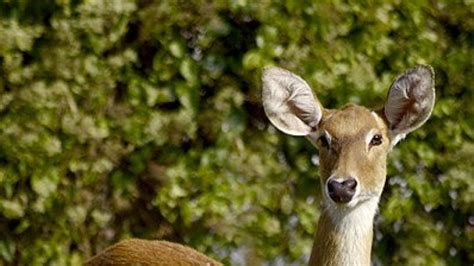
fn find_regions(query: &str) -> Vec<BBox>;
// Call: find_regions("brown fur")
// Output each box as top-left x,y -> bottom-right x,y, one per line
263,66 -> 434,265
86,239 -> 222,266
309,106 -> 389,265
317,105 -> 389,196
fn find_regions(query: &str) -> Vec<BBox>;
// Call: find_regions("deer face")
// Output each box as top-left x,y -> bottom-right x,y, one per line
315,105 -> 390,208
262,66 -> 435,210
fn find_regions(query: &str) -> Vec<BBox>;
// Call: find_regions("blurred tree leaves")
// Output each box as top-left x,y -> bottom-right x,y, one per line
0,0 -> 472,265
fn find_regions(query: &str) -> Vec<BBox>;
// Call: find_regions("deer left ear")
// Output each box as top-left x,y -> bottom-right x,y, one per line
262,67 -> 323,136
384,65 -> 435,146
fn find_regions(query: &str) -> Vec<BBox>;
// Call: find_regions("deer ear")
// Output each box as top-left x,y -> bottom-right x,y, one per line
262,67 -> 323,136
384,65 -> 435,145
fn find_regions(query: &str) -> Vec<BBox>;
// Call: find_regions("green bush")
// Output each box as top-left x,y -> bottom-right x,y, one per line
0,0 -> 472,265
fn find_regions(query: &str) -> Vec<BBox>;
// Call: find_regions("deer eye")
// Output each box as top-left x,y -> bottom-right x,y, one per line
370,134 -> 383,146
318,135 -> 330,148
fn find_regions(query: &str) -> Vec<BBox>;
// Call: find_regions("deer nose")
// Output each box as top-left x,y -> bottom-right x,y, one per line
327,178 -> 357,203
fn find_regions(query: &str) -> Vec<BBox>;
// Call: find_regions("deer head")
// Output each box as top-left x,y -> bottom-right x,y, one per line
262,65 -> 435,265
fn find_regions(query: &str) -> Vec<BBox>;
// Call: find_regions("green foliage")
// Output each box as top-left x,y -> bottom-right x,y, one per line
0,0 -> 472,265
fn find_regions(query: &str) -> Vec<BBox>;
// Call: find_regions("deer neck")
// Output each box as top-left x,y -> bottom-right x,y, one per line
308,198 -> 379,266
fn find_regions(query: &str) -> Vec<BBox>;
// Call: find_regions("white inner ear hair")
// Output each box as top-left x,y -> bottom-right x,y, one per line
306,130 -> 332,147
389,132 -> 407,149
306,132 -> 319,146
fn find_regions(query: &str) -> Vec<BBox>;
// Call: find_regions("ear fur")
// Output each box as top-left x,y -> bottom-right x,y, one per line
262,67 -> 323,136
384,65 -> 435,145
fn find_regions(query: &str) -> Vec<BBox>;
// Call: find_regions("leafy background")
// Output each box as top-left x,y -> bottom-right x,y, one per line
0,0 -> 472,265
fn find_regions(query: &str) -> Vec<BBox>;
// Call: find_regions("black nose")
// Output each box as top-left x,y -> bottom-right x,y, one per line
327,178 -> 357,203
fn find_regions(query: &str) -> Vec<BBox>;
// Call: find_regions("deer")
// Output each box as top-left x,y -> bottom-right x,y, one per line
86,65 -> 435,265
262,65 -> 435,265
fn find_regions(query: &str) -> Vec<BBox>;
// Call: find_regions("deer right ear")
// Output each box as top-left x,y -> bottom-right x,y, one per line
384,65 -> 436,145
262,67 -> 323,136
